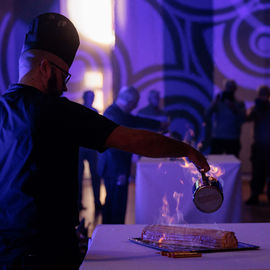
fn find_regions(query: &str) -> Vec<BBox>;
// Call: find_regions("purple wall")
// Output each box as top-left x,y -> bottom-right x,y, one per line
1,0 -> 270,172
0,0 -> 59,93
112,0 -> 270,139
112,0 -> 270,172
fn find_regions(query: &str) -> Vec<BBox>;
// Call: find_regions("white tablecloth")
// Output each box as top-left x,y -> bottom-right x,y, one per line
80,223 -> 270,270
135,155 -> 242,224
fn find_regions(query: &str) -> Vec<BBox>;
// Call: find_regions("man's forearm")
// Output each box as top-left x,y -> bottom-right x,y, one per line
105,126 -> 210,172
106,126 -> 188,157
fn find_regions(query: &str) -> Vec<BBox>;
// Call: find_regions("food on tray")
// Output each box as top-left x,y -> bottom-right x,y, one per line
142,225 -> 238,249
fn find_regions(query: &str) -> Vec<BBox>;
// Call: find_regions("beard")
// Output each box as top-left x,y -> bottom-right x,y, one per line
47,70 -> 63,97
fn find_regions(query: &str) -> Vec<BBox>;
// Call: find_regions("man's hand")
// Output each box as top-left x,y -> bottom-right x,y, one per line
187,147 -> 210,173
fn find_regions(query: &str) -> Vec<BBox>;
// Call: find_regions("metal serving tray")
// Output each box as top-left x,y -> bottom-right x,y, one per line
129,237 -> 259,253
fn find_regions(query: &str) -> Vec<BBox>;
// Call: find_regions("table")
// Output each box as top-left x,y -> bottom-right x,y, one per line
135,155 -> 242,224
80,223 -> 270,270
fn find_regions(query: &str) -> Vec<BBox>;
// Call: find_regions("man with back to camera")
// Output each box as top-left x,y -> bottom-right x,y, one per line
0,13 -> 209,270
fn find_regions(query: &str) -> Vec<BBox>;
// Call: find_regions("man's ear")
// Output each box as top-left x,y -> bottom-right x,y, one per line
39,59 -> 51,80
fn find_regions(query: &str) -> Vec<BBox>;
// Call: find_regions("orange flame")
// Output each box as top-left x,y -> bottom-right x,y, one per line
159,193 -> 184,225
179,179 -> 184,185
161,194 -> 169,217
183,128 -> 195,145
179,158 -> 225,183
173,192 -> 184,222
179,158 -> 200,180
179,157 -> 191,169
158,156 -> 225,225
160,194 -> 174,224
158,233 -> 166,243
209,164 -> 225,178
191,177 -> 197,184
173,192 -> 181,210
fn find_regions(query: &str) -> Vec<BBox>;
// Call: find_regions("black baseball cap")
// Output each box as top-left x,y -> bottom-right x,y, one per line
23,13 -> 80,67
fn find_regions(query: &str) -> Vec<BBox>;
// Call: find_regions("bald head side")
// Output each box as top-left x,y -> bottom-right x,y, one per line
18,49 -> 70,96
19,49 -> 69,81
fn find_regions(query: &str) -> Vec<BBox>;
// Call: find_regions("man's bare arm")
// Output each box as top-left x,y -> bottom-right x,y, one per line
105,126 -> 210,172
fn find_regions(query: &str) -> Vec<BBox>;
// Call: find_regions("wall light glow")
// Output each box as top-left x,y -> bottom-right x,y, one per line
84,71 -> 103,89
67,0 -> 115,45
84,71 -> 104,112
93,90 -> 104,113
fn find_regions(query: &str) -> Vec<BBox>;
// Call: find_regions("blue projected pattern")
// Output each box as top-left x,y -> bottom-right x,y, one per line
111,0 -> 270,146
0,1 -> 270,146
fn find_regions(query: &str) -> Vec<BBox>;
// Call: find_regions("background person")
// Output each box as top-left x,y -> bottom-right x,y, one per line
137,89 -> 168,122
246,85 -> 270,205
78,90 -> 102,215
205,79 -> 246,157
98,86 -> 168,224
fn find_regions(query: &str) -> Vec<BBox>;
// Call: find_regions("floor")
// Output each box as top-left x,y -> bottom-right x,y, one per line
241,179 -> 270,223
80,176 -> 270,237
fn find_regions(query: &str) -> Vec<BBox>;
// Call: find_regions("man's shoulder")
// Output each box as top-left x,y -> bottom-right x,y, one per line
104,103 -> 120,115
3,83 -> 34,96
137,105 -> 159,116
137,105 -> 150,113
235,99 -> 245,109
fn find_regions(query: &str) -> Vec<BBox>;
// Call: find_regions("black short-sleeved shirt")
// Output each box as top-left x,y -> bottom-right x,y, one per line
0,84 -> 117,253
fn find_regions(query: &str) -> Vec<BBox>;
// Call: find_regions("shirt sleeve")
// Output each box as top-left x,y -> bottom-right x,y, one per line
58,98 -> 118,152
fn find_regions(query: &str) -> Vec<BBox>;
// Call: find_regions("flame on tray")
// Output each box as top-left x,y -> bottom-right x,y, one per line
158,157 -> 225,224
159,192 -> 184,225
158,233 -> 166,243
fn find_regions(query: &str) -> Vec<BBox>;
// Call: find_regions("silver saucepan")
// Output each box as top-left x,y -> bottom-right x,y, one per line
192,171 -> 223,213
